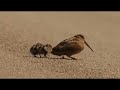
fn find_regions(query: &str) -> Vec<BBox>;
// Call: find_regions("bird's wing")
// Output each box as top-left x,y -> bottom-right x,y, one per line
53,40 -> 80,52
57,37 -> 80,47
56,39 -> 70,48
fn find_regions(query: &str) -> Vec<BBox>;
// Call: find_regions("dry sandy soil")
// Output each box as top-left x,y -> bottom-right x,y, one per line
0,12 -> 120,79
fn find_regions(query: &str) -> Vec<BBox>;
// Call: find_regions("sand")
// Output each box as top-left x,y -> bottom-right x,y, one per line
0,12 -> 120,79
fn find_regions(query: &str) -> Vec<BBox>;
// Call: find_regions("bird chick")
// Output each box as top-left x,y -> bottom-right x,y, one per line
30,43 -> 52,58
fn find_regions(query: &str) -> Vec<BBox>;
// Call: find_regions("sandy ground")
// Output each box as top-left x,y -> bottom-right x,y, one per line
0,12 -> 120,79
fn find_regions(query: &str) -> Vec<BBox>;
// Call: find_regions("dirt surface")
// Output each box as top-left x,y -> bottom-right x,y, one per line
0,12 -> 120,78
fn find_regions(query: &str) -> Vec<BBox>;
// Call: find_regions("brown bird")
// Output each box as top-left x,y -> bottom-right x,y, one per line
51,34 -> 94,60
30,43 -> 52,58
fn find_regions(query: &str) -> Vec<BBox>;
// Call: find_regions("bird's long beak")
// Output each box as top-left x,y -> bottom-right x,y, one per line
84,40 -> 94,52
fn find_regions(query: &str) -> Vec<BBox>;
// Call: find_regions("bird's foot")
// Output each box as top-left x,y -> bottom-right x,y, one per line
39,55 -> 42,58
34,55 -> 37,58
60,56 -> 65,59
44,54 -> 50,58
69,56 -> 77,60
45,56 -> 49,58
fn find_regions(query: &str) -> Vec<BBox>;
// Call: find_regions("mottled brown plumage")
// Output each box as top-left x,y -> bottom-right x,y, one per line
30,43 -> 52,58
51,34 -> 93,60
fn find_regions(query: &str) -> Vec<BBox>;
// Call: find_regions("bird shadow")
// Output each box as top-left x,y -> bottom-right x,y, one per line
48,57 -> 82,61
22,56 -> 82,61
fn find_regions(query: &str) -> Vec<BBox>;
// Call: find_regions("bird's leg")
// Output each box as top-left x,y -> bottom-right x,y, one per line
60,55 -> 65,59
44,53 -> 48,58
39,54 -> 42,58
45,55 -> 48,58
62,56 -> 65,59
46,54 -> 50,58
68,56 -> 77,60
34,55 -> 37,58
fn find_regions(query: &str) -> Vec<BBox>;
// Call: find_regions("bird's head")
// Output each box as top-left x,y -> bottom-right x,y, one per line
74,34 -> 94,52
74,34 -> 85,40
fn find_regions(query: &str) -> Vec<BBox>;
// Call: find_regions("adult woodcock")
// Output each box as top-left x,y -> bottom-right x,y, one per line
51,34 -> 94,60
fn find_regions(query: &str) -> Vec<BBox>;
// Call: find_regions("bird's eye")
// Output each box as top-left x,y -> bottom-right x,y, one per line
80,35 -> 84,39
81,36 -> 84,38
